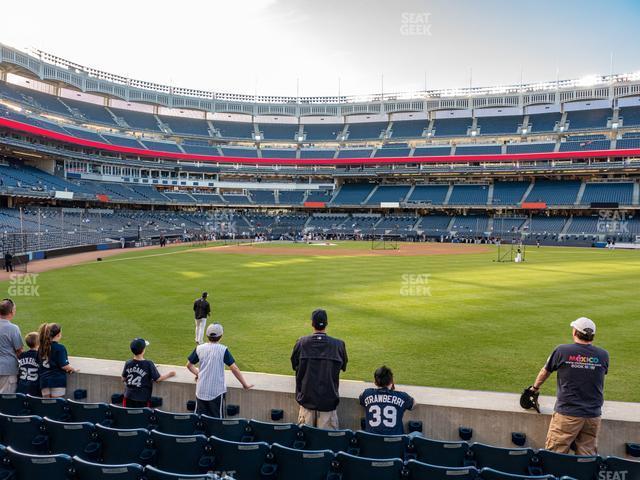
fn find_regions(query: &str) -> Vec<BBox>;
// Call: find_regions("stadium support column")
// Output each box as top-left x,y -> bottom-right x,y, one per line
0,69 -> 6,82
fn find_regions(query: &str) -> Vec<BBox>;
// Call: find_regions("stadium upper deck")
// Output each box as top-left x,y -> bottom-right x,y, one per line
0,42 -> 640,177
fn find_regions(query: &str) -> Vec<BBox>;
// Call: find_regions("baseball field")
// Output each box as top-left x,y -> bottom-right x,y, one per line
2,241 -> 639,402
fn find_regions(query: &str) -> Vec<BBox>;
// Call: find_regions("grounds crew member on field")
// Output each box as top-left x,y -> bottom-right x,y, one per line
291,309 -> 348,429
526,317 -> 609,455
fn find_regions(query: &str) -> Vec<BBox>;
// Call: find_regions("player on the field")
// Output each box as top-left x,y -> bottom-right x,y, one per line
122,338 -> 176,408
359,365 -> 415,435
193,292 -> 211,345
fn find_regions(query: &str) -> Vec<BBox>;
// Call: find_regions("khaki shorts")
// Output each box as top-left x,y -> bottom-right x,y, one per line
297,406 -> 339,430
0,375 -> 17,394
41,387 -> 66,398
545,412 -> 601,455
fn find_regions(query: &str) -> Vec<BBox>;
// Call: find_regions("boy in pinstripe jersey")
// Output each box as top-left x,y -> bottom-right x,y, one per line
186,323 -> 253,417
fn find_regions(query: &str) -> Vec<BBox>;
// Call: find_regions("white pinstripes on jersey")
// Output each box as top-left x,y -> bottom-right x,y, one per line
194,343 -> 228,401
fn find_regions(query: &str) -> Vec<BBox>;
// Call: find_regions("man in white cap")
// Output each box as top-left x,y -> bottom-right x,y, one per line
186,323 -> 253,418
528,317 -> 609,455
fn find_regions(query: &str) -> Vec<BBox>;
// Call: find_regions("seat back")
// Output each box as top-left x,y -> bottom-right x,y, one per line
149,430 -> 211,475
143,465 -> 216,480
154,410 -> 202,436
200,415 -> 249,442
67,400 -> 111,425
25,395 -> 70,422
248,419 -> 301,447
0,393 -> 27,416
604,456 -> 640,480
95,424 -> 153,465
271,443 -> 334,480
108,405 -> 155,429
300,424 -> 354,452
406,460 -> 479,480
480,467 -> 556,480
537,449 -> 602,480
335,451 -> 404,480
355,430 -> 409,460
470,443 -> 535,475
209,435 -> 270,480
412,436 -> 469,467
43,418 -> 97,458
0,413 -> 47,454
7,447 -> 72,480
72,456 -> 144,480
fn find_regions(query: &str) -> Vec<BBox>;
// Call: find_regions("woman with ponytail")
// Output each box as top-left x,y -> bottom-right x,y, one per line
38,323 -> 78,398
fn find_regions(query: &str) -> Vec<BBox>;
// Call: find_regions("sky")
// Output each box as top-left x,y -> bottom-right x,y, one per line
2,0 -> 640,98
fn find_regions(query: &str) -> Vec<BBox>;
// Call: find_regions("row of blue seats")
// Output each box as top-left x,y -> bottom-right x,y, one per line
1,413 -> 638,480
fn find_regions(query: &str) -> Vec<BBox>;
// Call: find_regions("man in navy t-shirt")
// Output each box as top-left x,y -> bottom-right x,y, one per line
122,338 -> 175,408
359,365 -> 414,435
529,317 -> 609,455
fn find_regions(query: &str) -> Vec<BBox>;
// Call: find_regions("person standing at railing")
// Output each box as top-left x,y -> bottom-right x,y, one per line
3,252 -> 13,273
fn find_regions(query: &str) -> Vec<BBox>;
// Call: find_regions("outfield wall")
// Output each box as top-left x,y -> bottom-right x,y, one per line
68,356 -> 640,458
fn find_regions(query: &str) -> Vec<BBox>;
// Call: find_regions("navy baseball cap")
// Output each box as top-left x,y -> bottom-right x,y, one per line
311,309 -> 328,329
130,338 -> 149,355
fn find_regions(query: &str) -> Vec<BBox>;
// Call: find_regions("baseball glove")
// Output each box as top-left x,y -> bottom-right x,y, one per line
519,386 -> 541,413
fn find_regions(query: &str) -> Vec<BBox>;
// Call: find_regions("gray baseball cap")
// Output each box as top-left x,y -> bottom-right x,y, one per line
206,323 -> 223,338
570,317 -> 596,334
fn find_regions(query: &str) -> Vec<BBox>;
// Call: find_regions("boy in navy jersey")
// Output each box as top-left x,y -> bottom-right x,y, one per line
17,332 -> 40,397
359,365 -> 414,435
122,338 -> 176,408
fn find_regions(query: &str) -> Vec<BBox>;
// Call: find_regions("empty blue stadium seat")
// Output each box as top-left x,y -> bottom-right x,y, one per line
480,467 -> 555,480
391,119 -> 428,138
213,121 -> 254,139
209,435 -> 270,480
0,414 -> 48,454
62,98 -> 118,126
527,112 -> 561,133
336,149 -> 373,159
558,140 -> 611,151
580,183 -> 634,204
140,140 -> 183,154
334,451 -> 404,480
411,437 -> 469,467
354,431 -> 409,460
153,410 -> 202,436
6,447 -> 72,480
144,465 -> 217,479
603,456 -> 640,480
0,394 -> 27,416
469,444 -> 536,476
108,405 -> 155,430
43,417 -> 99,459
455,144 -> 502,155
303,123 -> 342,141
616,138 -> 640,149
526,181 -> 581,205
413,146 -> 452,156
95,424 -> 154,465
299,149 -> 336,159
261,149 -> 298,159
271,443 -> 334,480
220,147 -> 258,158
25,395 -> 70,421
159,115 -> 211,137
536,450 -> 601,480
477,116 -> 522,135
566,109 -> 611,130
448,185 -> 489,205
492,182 -> 530,205
374,147 -> 412,158
433,118 -> 471,137
257,123 -> 299,141
300,425 -> 354,453
366,186 -> 411,204
619,106 -> 640,127
506,143 -> 555,154
331,184 -> 374,205
110,108 -> 162,132
406,460 -> 479,480
102,134 -> 144,149
72,456 -> 144,480
346,122 -> 388,140
149,430 -> 212,475
248,420 -> 302,448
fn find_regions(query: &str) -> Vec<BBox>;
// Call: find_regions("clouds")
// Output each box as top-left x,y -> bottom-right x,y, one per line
2,0 -> 639,97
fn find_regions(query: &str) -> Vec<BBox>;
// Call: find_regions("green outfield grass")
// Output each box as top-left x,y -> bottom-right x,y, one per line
2,242 -> 639,402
